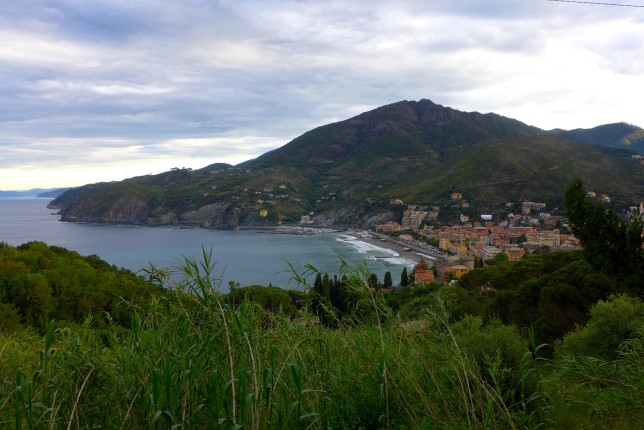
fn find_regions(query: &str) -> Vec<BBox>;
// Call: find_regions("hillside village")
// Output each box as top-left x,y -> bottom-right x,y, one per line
368,192 -> 644,286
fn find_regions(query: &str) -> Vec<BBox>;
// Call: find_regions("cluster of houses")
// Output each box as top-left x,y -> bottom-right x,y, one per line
377,199 -> 582,285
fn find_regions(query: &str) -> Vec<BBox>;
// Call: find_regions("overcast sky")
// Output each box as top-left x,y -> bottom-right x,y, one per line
2,0 -> 644,190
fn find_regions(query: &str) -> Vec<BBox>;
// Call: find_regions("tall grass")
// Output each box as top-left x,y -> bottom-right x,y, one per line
1,254 -> 641,429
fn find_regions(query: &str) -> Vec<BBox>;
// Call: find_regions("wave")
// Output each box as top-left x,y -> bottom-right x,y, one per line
336,235 -> 398,256
336,235 -> 415,267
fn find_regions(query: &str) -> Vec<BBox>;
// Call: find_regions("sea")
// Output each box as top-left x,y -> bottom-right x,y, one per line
0,198 -> 414,290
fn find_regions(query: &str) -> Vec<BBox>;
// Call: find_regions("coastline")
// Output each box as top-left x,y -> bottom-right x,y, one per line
271,224 -> 429,267
335,231 -> 422,267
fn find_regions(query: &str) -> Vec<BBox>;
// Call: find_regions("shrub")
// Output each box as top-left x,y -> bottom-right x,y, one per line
556,294 -> 644,360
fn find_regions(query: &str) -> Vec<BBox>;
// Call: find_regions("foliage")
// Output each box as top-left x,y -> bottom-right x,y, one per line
455,248 -> 632,345
549,335 -> 644,428
565,178 -> 644,292
383,271 -> 392,288
557,294 -> 644,360
0,252 -> 643,429
229,285 -> 299,316
0,242 -> 162,331
400,267 -> 408,287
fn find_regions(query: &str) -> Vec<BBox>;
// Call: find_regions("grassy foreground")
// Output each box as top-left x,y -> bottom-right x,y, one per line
1,253 -> 642,430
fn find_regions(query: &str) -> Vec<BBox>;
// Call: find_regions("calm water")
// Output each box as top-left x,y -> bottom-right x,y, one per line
0,198 -> 413,289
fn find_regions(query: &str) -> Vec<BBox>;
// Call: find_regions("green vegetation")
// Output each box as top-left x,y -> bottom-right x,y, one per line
565,178 -> 644,292
1,246 -> 642,428
557,122 -> 644,153
2,180 -> 643,428
0,241 -> 162,331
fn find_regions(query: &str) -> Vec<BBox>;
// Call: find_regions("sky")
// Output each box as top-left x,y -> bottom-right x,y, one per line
2,0 -> 644,190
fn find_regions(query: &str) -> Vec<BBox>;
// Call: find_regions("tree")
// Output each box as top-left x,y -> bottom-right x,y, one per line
491,252 -> 509,266
0,302 -> 22,333
414,257 -> 429,272
368,273 -> 379,292
401,267 -> 409,287
383,271 -> 392,288
312,273 -> 323,315
565,179 -> 643,291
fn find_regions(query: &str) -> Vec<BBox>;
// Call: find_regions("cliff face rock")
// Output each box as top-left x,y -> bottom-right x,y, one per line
59,198 -> 240,228
312,204 -> 393,228
58,195 -> 149,224
107,197 -> 149,223
179,202 -> 231,227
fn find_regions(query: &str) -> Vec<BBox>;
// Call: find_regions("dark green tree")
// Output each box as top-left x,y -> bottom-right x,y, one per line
383,271 -> 392,288
368,273 -> 379,292
401,267 -> 409,287
565,179 -> 643,291
312,273 -> 323,315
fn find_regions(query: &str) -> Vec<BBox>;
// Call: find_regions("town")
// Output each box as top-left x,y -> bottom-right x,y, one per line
368,191 -> 643,286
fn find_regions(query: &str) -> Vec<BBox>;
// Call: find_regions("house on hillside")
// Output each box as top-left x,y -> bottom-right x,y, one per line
414,269 -> 435,285
300,215 -> 314,224
482,245 -> 501,261
452,265 -> 469,279
505,247 -> 525,261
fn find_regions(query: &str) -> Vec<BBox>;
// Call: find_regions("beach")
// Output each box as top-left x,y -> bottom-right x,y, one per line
334,231 -> 434,268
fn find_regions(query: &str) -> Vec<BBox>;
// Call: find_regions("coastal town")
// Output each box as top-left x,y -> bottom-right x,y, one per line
273,188 -> 644,288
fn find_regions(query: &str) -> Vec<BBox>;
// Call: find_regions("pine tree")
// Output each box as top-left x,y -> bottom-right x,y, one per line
401,267 -> 409,287
384,271 -> 392,288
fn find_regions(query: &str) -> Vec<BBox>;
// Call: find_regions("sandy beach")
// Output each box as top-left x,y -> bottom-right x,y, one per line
338,231 -> 434,267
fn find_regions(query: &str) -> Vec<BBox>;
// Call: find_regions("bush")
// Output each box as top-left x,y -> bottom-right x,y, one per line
556,294 -> 644,360
452,315 -> 529,397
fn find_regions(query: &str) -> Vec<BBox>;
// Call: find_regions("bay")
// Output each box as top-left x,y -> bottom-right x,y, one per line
0,198 -> 413,290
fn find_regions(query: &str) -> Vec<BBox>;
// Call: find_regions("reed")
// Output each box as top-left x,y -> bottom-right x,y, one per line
1,254 -> 641,429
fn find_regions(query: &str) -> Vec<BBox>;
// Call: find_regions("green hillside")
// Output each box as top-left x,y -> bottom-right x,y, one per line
49,99 -> 644,227
404,135 -> 643,208
556,122 -> 644,154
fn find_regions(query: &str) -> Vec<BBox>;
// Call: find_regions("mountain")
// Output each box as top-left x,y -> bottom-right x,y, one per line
0,187 -> 69,198
49,99 -> 644,228
37,188 -> 72,198
555,122 -> 644,154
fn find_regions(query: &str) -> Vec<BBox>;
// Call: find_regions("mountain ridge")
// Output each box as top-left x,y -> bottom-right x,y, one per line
49,99 -> 644,228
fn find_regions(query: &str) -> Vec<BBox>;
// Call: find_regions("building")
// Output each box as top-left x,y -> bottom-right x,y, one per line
376,221 -> 403,232
300,215 -> 314,224
450,242 -> 468,255
438,265 -> 454,283
505,247 -> 525,261
482,245 -> 502,261
451,192 -> 463,200
452,265 -> 469,279
414,269 -> 435,285
427,211 -> 439,220
522,202 -> 531,216
402,209 -> 428,231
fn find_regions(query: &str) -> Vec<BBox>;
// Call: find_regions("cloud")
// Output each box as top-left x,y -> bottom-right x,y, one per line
2,0 -> 644,189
